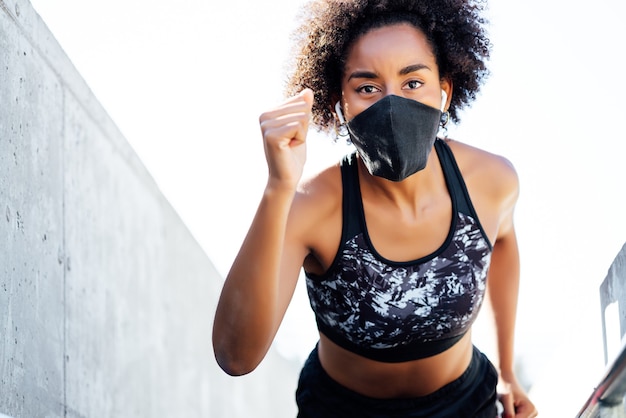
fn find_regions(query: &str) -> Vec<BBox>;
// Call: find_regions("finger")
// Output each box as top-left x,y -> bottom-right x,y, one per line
260,112 -> 310,132
499,393 -> 515,418
513,400 -> 538,418
296,90 -> 314,143
260,97 -> 311,118
275,89 -> 313,143
261,113 -> 310,145
263,121 -> 308,149
260,89 -> 314,122
299,88 -> 314,108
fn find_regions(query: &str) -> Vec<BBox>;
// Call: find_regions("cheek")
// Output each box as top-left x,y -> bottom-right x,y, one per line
343,103 -> 364,121
341,94 -> 368,121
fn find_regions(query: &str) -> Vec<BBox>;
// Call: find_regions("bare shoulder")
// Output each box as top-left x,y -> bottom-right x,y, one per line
445,139 -> 520,240
296,161 -> 343,207
446,139 -> 519,204
289,160 -> 343,246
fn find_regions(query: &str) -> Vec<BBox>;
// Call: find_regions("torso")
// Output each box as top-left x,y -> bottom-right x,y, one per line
318,330 -> 474,398
297,139 -> 516,398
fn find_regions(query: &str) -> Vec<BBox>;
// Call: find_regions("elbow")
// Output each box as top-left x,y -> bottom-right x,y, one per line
212,311 -> 270,376
213,339 -> 263,376
214,350 -> 260,376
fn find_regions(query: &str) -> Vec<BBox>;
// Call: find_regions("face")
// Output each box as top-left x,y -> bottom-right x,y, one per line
339,23 -> 451,121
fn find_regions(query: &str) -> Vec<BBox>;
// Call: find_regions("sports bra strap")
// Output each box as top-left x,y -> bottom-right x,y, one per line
340,139 -> 485,244
340,153 -> 362,240
434,139 -> 473,218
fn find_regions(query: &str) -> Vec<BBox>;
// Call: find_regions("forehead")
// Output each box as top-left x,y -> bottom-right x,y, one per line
344,23 -> 437,71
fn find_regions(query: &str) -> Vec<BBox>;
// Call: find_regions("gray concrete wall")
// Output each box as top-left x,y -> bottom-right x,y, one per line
0,0 -> 299,417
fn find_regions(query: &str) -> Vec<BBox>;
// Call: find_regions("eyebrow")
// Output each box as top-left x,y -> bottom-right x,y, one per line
347,63 -> 432,81
399,63 -> 431,75
347,70 -> 378,81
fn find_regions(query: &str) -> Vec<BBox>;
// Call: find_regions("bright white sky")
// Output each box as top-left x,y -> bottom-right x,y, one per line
30,0 -> 626,415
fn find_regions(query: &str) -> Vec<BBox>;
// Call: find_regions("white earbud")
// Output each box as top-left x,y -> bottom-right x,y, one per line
335,101 -> 347,125
440,90 -> 448,112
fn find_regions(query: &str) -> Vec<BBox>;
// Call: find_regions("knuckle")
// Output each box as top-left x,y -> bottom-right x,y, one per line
259,114 -> 269,125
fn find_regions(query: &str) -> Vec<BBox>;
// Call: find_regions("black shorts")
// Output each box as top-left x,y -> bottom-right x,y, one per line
296,345 -> 498,418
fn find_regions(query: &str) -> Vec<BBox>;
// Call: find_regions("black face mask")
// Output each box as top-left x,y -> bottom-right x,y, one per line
346,95 -> 442,182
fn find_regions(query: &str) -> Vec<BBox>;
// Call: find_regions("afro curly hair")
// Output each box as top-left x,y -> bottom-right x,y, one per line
284,0 -> 492,133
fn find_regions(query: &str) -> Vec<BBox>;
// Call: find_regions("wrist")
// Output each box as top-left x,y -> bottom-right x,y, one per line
264,179 -> 298,200
498,368 -> 519,384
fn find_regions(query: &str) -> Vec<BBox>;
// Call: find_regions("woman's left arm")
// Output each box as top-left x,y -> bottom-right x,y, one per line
488,181 -> 538,418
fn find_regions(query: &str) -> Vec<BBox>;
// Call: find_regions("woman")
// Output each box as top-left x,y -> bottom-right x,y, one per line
213,0 -> 537,416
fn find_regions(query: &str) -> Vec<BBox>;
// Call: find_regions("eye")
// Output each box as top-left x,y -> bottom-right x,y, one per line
356,85 -> 380,94
403,80 -> 423,90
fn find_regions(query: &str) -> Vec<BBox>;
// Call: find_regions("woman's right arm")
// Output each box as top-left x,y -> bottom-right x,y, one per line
212,90 -> 314,376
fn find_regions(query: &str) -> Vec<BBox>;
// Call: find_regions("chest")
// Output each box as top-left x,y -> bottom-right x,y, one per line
361,192 -> 454,263
305,212 -> 492,348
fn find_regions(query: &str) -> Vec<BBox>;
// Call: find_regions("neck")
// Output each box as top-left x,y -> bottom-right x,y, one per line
357,149 -> 444,208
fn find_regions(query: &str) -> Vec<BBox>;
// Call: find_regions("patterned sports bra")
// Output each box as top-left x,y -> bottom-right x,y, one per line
304,139 -> 493,362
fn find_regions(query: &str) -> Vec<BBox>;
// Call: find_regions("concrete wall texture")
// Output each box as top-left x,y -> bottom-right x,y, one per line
0,0 -> 299,417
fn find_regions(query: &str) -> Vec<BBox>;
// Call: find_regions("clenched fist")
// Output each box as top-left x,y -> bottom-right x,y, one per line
259,89 -> 314,192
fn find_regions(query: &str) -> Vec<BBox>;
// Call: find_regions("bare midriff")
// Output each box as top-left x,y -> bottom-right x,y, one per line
317,331 -> 474,399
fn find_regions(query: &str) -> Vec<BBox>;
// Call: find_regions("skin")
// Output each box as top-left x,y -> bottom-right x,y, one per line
213,23 -> 537,417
